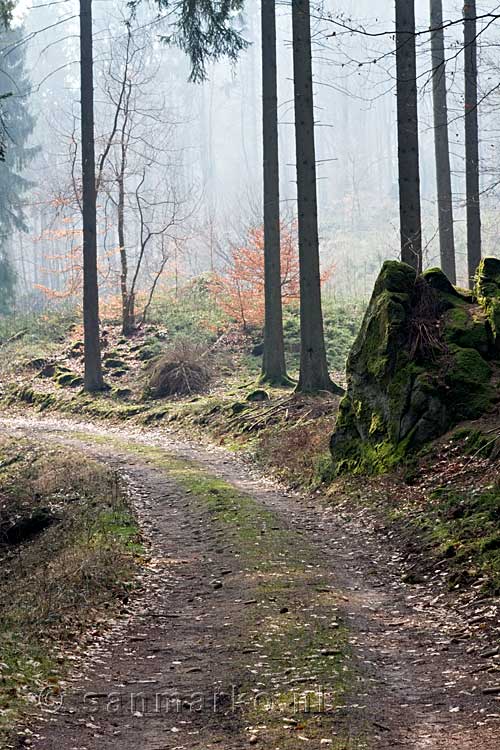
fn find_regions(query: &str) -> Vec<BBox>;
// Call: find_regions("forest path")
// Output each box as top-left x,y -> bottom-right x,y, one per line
1,413 -> 498,750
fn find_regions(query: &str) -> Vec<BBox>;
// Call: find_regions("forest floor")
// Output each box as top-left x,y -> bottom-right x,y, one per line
0,413 -> 499,750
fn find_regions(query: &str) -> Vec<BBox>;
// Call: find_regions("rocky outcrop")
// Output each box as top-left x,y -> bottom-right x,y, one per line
330,259 -> 499,474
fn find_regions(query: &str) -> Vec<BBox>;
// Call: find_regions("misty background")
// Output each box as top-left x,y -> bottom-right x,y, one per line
3,0 -> 500,312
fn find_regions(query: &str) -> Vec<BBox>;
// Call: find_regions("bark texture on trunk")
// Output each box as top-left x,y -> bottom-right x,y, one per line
292,0 -> 338,393
464,0 -> 481,285
80,0 -> 104,391
430,0 -> 456,284
261,0 -> 287,384
117,170 -> 129,335
395,0 -> 422,273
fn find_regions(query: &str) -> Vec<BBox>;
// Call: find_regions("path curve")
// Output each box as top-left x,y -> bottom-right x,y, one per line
1,413 -> 498,750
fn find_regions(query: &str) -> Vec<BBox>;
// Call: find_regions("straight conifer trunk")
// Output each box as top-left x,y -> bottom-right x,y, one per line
430,0 -> 456,283
292,0 -> 339,394
80,0 -> 104,390
395,0 -> 422,272
261,0 -> 287,384
464,0 -> 481,284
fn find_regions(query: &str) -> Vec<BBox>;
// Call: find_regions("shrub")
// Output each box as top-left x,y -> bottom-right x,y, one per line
145,340 -> 212,398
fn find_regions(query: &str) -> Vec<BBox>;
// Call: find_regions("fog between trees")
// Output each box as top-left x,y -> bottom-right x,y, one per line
2,0 -> 500,311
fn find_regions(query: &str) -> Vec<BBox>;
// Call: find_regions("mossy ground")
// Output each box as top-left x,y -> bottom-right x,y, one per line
326,423 -> 500,596
0,438 -> 143,745
417,484 -> 500,594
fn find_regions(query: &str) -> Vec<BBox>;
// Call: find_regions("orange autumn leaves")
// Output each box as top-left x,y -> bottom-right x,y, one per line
210,224 -> 300,329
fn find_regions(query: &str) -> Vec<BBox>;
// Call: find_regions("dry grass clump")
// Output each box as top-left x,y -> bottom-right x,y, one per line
146,340 -> 212,398
0,440 -> 140,635
409,277 -> 447,359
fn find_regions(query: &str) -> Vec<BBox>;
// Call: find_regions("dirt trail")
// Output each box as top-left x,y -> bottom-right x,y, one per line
1,414 -> 498,750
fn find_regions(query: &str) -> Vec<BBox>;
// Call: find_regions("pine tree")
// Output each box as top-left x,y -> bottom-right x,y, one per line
153,0 -> 248,82
261,0 -> 288,384
463,0 -> 481,284
0,1 -> 13,29
291,0 -> 342,394
80,0 -> 104,391
0,23 -> 37,312
430,0 -> 456,283
395,0 -> 422,272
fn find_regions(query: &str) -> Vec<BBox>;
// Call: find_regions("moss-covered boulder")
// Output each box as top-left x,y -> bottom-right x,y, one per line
330,260 -> 499,474
68,341 -> 84,358
134,337 -> 164,361
476,256 -> 500,352
442,306 -> 491,356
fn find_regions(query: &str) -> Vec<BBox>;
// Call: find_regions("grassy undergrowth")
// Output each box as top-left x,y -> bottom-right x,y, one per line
0,438 -> 143,745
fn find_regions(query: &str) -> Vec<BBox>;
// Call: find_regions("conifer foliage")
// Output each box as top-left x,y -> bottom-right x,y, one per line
0,24 -> 37,312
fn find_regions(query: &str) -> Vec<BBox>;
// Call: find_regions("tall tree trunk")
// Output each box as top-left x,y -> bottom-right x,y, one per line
79,0 -> 104,391
260,0 -> 287,384
464,0 -> 481,285
291,0 -> 341,394
430,0 -> 456,283
395,0 -> 422,272
117,167 -> 134,336
117,124 -> 134,337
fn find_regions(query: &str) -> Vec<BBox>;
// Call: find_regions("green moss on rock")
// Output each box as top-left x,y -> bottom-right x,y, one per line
442,306 -> 491,356
110,368 -> 128,378
422,267 -> 458,297
445,346 -> 493,418
476,256 -> 500,351
231,401 -> 248,415
103,358 -> 128,370
331,261 -> 499,475
135,338 -> 163,361
112,387 -> 133,400
373,260 -> 417,296
7,385 -> 58,411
